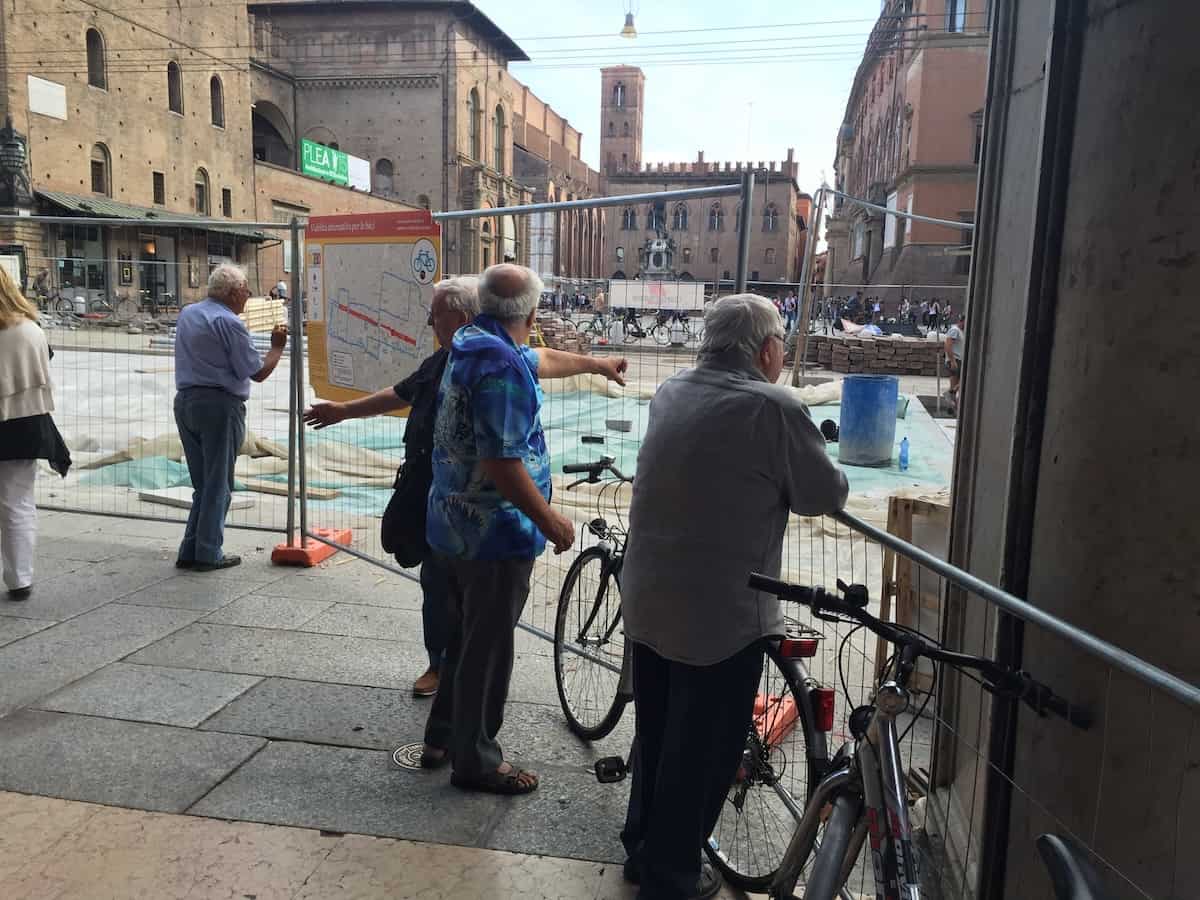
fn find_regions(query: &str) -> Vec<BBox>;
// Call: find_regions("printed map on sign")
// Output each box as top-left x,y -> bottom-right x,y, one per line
305,212 -> 441,402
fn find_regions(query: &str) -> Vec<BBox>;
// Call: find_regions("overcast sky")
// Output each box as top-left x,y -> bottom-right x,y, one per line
488,0 -> 884,194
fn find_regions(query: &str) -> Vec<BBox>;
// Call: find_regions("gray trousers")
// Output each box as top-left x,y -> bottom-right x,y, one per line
174,387 -> 245,565
423,555 -> 534,778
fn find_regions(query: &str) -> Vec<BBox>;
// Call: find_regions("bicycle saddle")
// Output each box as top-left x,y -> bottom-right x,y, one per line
1036,833 -> 1108,900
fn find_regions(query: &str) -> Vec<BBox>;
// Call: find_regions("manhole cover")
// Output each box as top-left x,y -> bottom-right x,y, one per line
392,742 -> 424,770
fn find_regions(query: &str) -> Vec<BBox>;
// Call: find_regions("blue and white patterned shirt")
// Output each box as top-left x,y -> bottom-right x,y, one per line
425,315 -> 550,561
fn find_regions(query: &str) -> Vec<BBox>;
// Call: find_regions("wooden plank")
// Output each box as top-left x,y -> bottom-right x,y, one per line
240,477 -> 340,500
875,495 -> 902,682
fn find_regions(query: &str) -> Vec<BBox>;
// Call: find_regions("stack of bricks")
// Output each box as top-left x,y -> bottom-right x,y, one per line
535,313 -> 592,355
807,334 -> 941,376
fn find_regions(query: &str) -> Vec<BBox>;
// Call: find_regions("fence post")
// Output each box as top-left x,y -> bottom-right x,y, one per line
288,217 -> 308,540
793,186 -> 826,384
734,170 -> 754,292
283,218 -> 301,547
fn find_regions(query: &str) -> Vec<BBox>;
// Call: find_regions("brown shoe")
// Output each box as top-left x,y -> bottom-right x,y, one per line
412,667 -> 439,697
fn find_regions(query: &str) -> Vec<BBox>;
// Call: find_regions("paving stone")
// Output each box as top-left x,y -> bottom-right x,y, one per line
35,663 -> 262,727
507,651 -> 569,707
201,678 -> 423,750
202,594 -> 334,630
127,623 -> 411,689
189,741 -> 501,847
0,603 -> 203,716
120,573 -> 272,612
483,762 -> 630,864
497,701 -> 635,773
261,571 -> 424,610
0,710 -> 265,813
0,616 -> 55,648
2,558 -> 177,621
300,603 -> 426,644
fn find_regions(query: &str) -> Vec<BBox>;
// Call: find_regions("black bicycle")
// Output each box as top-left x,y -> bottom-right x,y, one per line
555,457 -> 837,891
748,573 -> 1096,899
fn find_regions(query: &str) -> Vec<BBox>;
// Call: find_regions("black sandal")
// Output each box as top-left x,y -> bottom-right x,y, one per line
450,766 -> 539,795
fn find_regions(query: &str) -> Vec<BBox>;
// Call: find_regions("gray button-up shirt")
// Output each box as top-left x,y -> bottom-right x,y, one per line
620,357 -> 849,666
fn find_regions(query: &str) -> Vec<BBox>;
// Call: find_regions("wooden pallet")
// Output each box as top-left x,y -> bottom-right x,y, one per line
875,495 -> 951,690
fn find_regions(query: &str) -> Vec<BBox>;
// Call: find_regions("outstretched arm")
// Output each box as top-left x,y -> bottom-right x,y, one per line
304,387 -> 407,428
534,348 -> 628,385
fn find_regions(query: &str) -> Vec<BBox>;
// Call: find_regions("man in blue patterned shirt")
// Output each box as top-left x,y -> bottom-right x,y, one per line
422,263 -> 627,794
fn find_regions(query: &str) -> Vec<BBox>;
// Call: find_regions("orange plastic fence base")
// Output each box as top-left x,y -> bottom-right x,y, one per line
270,528 -> 353,567
754,692 -> 800,749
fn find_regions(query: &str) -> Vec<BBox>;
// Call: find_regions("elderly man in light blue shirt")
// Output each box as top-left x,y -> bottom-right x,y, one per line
173,264 -> 286,571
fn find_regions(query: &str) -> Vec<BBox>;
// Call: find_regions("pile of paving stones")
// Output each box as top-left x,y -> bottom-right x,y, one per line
807,334 -> 942,376
536,313 -> 592,354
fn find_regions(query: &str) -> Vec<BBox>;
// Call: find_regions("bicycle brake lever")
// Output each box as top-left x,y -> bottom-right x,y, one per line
565,477 -> 588,491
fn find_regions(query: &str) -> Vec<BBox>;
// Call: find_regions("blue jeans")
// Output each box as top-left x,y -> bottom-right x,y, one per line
419,549 -> 451,669
174,387 -> 245,565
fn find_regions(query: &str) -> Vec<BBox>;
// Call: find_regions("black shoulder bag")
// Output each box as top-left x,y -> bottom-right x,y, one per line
380,450 -> 432,568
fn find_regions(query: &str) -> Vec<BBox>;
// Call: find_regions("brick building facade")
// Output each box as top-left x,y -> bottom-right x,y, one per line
822,0 -> 989,303
597,66 -> 809,290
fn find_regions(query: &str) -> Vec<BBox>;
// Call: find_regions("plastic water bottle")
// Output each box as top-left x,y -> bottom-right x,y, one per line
899,436 -> 910,471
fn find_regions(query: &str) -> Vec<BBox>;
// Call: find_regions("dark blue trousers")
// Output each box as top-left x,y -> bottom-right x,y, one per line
174,387 -> 244,565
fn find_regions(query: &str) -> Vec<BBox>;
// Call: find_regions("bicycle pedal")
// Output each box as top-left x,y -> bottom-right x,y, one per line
594,756 -> 628,783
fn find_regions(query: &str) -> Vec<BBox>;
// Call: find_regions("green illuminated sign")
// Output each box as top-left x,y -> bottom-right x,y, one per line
301,139 -> 348,185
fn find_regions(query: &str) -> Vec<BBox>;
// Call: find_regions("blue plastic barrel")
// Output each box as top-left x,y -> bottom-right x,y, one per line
839,375 -> 899,467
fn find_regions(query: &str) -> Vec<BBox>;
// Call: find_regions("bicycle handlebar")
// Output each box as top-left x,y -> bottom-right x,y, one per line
562,457 -> 631,484
748,573 -> 1093,729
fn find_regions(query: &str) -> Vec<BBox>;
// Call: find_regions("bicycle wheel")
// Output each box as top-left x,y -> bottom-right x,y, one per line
705,643 -> 821,891
53,296 -> 76,318
622,322 -> 641,345
553,547 -> 628,741
560,317 -> 578,335
651,323 -> 671,346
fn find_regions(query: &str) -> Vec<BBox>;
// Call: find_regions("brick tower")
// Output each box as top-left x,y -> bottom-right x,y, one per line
600,66 -> 645,177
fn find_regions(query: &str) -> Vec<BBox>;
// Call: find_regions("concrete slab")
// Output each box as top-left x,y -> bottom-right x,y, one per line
497,701 -> 634,772
1,557 -> 177,621
0,709 -> 265,813
0,615 -> 56,647
202,594 -> 334,630
0,603 -> 203,716
127,623 -> 410,689
0,791 -> 104,883
507,651 -> 569,707
120,572 -> 273,612
483,763 -> 630,864
261,571 -> 422,609
201,678 -> 423,751
189,741 -> 502,847
34,662 -> 262,727
299,603 -> 426,643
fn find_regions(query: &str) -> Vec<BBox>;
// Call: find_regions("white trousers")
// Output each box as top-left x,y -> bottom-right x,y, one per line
0,459 -> 37,591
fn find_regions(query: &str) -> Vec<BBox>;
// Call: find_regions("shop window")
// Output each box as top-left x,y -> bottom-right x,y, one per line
210,76 -> 225,127
152,171 -> 165,205
221,188 -> 232,218
167,62 -> 183,114
86,28 -> 106,89
90,143 -> 111,196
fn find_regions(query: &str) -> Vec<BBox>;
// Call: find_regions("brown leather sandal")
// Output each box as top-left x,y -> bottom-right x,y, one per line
450,765 -> 539,795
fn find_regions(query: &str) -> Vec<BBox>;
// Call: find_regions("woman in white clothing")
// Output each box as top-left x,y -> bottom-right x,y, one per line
0,266 -> 70,600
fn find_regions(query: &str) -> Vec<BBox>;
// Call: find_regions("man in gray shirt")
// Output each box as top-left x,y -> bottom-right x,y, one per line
618,294 -> 848,899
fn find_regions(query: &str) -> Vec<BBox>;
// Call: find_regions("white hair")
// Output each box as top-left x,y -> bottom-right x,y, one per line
699,293 -> 785,366
208,264 -> 248,301
478,264 -> 543,322
434,275 -> 480,319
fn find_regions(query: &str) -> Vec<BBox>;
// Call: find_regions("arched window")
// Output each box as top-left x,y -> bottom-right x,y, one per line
167,62 -> 184,114
682,247 -> 692,263
708,202 -> 724,232
608,121 -> 614,136
194,167 -> 210,214
763,203 -> 779,232
709,247 -> 719,263
493,105 -> 505,172
615,246 -> 625,262
86,28 -> 106,89
467,89 -> 480,160
621,152 -> 628,170
621,207 -> 637,231
89,143 -> 111,196
672,203 -> 688,231
647,205 -> 664,232
210,76 -> 225,127
613,81 -> 625,107
374,158 -> 393,194
765,248 -> 777,264
623,121 -> 630,137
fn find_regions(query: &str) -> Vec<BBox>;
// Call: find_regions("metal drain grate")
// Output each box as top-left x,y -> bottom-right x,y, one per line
391,742 -> 425,770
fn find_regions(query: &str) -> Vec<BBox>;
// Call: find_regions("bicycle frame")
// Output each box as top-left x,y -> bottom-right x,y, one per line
771,680 -> 919,900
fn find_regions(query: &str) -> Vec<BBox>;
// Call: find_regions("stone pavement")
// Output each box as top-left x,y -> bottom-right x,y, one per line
0,511 -> 765,897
